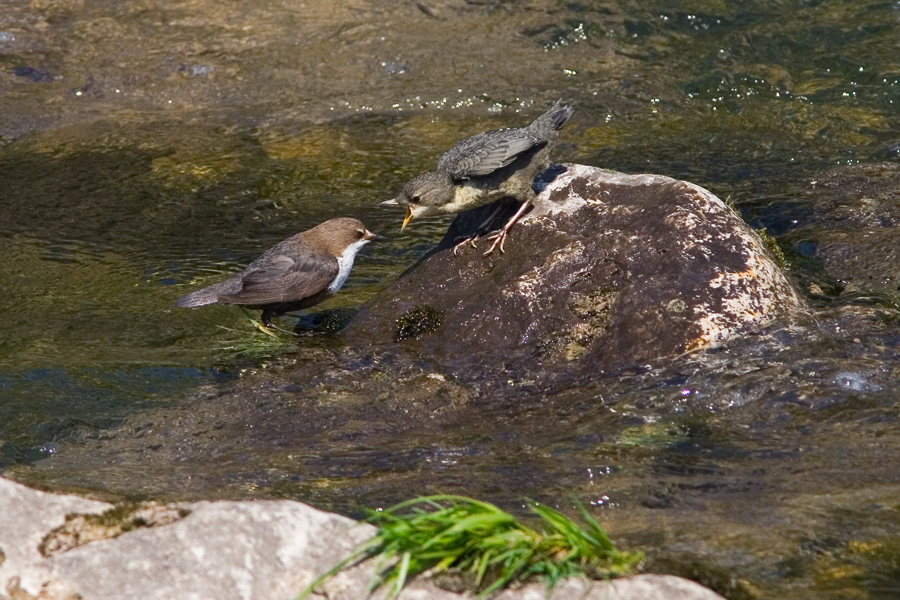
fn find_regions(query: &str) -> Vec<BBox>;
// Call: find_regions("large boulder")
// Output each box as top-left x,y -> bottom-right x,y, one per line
345,164 -> 804,374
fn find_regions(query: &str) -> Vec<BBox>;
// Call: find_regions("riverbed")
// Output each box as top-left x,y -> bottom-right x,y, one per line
3,2 -> 900,598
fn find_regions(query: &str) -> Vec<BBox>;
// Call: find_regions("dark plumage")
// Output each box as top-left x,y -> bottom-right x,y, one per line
383,99 -> 574,254
176,218 -> 379,326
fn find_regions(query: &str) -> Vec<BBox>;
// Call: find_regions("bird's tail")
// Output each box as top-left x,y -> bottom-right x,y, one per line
532,99 -> 574,133
175,285 -> 221,308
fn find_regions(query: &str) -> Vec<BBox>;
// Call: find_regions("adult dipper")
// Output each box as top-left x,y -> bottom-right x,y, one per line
383,99 -> 573,255
176,218 -> 380,327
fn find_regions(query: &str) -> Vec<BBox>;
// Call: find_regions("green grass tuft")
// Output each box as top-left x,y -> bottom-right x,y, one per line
297,494 -> 643,599
214,325 -> 295,358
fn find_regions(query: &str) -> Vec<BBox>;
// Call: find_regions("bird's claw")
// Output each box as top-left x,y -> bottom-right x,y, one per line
452,235 -> 480,256
482,231 -> 507,256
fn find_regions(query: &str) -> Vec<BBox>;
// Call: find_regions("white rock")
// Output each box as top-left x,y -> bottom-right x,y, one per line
0,478 -> 724,600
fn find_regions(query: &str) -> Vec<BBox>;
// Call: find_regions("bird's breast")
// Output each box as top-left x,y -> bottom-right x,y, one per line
438,183 -> 495,214
327,238 -> 370,294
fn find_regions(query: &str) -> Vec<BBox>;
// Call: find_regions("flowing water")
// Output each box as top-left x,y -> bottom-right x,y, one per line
2,1 -> 900,598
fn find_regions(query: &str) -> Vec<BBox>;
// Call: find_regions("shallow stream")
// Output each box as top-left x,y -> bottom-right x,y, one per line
3,1 -> 900,598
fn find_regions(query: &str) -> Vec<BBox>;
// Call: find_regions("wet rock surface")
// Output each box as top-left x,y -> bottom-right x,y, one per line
779,163 -> 900,298
0,477 -> 724,600
347,164 -> 805,375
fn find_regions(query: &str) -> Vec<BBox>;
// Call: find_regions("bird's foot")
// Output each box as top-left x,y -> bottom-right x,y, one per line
482,230 -> 508,256
241,307 -> 287,338
452,235 -> 481,256
481,198 -> 533,256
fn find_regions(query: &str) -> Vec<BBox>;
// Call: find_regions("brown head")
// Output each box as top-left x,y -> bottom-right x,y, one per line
300,218 -> 381,256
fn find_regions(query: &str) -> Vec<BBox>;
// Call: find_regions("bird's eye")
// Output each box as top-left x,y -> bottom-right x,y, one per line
410,195 -> 420,204
356,229 -> 365,239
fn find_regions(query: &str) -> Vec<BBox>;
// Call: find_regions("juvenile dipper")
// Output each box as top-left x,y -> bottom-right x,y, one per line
383,99 -> 573,255
176,218 -> 380,327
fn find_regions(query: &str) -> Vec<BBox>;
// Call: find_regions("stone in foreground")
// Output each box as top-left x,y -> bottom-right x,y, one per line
0,477 -> 725,600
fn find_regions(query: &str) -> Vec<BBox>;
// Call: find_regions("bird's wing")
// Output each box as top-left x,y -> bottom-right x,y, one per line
440,130 -> 543,179
217,250 -> 338,305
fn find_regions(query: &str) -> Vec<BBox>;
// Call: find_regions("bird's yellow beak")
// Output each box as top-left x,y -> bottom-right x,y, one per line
401,206 -> 413,230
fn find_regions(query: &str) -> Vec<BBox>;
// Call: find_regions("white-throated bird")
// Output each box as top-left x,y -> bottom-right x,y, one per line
176,218 -> 380,328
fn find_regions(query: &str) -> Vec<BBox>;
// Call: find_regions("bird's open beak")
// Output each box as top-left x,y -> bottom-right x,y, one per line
401,206 -> 413,230
381,197 -> 413,230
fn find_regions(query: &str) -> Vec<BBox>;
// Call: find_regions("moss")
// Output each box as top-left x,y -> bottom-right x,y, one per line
756,228 -> 789,269
39,502 -> 190,557
615,422 -> 681,449
539,289 -> 615,361
648,555 -> 762,600
840,286 -> 900,312
776,534 -> 900,600
666,298 -> 687,314
394,305 -> 445,342
877,309 -> 900,326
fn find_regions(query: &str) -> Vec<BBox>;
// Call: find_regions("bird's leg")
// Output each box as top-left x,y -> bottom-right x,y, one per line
483,199 -> 533,256
451,201 -> 508,255
242,307 -> 282,339
475,202 -> 507,236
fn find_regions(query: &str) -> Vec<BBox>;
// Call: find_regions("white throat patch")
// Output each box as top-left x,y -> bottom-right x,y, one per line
328,238 -> 370,294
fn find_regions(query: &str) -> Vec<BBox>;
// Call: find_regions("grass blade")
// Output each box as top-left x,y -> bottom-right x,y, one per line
296,495 -> 642,600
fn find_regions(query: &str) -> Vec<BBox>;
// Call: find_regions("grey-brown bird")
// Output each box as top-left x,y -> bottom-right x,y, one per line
176,218 -> 380,327
383,99 -> 573,255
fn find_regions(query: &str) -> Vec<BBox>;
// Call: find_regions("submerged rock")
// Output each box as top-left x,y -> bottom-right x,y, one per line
781,162 -> 900,297
346,164 -> 805,374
